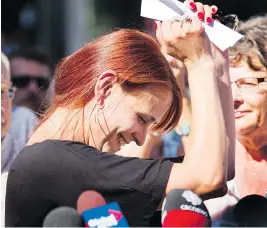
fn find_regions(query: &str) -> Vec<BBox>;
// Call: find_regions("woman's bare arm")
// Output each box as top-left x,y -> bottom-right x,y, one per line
156,13 -> 233,196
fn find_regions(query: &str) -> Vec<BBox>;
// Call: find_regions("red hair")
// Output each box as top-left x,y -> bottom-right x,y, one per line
40,29 -> 182,132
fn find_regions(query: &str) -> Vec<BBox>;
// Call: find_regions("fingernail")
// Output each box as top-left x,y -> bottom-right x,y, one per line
189,2 -> 196,9
154,21 -> 157,30
211,7 -> 217,14
197,12 -> 204,21
206,17 -> 213,24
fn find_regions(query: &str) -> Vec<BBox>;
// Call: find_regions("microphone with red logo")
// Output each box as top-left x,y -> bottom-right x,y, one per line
77,190 -> 129,227
161,189 -> 211,227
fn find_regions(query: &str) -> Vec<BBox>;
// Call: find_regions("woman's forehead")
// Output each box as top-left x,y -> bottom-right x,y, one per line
230,64 -> 267,80
136,84 -> 172,100
133,86 -> 172,117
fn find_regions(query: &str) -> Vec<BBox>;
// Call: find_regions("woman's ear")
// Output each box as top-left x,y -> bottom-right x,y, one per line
95,70 -> 118,107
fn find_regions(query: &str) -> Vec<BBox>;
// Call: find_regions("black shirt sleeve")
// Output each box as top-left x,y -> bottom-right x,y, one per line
5,140 -> 176,227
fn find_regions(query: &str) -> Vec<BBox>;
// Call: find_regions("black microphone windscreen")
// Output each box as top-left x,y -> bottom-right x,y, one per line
42,206 -> 84,227
234,194 -> 267,227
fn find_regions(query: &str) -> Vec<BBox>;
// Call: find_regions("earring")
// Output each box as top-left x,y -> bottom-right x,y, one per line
97,103 -> 104,110
97,95 -> 105,109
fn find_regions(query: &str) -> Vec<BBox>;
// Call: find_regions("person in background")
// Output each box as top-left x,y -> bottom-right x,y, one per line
1,105 -> 38,173
1,53 -> 13,141
8,48 -> 53,116
161,55 -> 192,157
2,50 -> 39,174
1,52 -> 15,227
1,52 -> 38,225
204,14 -> 267,226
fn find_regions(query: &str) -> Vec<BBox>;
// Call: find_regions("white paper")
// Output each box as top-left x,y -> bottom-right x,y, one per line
141,0 -> 244,51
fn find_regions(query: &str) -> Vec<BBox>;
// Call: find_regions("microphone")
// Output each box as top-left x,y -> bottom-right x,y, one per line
234,194 -> 267,227
77,190 -> 107,215
42,206 -> 84,227
77,190 -> 129,227
162,189 -> 211,227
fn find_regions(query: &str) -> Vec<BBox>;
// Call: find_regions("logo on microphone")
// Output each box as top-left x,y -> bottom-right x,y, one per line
88,213 -> 119,227
182,190 -> 202,206
82,202 -> 129,227
108,209 -> 123,221
87,209 -> 123,227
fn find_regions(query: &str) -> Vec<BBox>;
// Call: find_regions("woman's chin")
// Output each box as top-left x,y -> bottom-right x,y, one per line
236,123 -> 258,136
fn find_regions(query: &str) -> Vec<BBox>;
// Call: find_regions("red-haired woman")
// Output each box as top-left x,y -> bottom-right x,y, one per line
5,2 -> 235,227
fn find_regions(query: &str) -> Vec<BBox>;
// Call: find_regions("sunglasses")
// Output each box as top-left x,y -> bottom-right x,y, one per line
213,11 -> 239,30
12,75 -> 50,90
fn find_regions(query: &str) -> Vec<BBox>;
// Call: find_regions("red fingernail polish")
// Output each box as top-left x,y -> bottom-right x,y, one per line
189,2 -> 196,9
197,12 -> 204,21
154,21 -> 157,29
211,7 -> 217,14
206,17 -> 212,24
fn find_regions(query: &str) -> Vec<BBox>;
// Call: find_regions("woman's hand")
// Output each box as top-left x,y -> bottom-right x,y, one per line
156,1 -> 220,67
184,0 -> 218,25
156,16 -> 212,66
184,0 -> 229,70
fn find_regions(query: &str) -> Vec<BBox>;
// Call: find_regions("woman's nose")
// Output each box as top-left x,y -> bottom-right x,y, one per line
133,127 -> 149,146
232,85 -> 244,110
232,83 -> 244,103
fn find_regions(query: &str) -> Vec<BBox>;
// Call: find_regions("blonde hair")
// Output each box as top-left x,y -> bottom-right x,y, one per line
1,53 -> 11,81
229,14 -> 267,72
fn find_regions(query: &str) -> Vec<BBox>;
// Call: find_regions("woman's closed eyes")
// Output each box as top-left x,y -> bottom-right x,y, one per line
138,114 -> 147,125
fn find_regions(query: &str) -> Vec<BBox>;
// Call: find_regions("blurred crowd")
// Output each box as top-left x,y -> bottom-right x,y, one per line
1,0 -> 267,227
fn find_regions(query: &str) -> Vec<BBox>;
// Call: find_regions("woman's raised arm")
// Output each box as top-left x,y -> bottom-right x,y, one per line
156,8 -> 234,196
